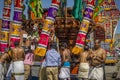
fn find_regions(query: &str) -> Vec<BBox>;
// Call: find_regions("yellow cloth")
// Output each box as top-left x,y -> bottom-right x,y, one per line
1,31 -> 9,41
34,47 -> 46,56
10,24 -> 21,36
72,46 -> 83,55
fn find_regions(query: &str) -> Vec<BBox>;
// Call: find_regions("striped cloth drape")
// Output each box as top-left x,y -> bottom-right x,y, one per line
0,0 -> 12,53
72,0 -> 95,55
10,0 -> 24,48
35,0 -> 60,57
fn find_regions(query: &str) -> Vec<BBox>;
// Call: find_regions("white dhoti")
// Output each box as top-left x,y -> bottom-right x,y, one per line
78,63 -> 89,79
6,62 -> 13,80
0,63 -> 4,80
89,66 -> 104,80
59,67 -> 70,79
12,61 -> 24,80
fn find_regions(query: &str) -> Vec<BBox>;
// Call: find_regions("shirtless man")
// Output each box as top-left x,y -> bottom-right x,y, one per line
11,41 -> 25,80
0,53 -> 10,80
88,40 -> 106,80
78,45 -> 90,80
59,43 -> 71,80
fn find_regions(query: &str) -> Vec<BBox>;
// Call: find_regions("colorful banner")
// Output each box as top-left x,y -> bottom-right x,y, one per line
98,0 -> 120,50
13,10 -> 23,23
0,0 -> 12,53
14,0 -> 23,9
105,20 -> 118,49
35,0 -> 60,57
2,20 -> 10,30
72,0 -> 95,55
10,0 -> 24,48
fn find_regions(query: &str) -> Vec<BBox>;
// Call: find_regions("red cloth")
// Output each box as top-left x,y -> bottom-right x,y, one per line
3,8 -> 11,17
14,0 -> 23,8
10,37 -> 20,48
38,33 -> 49,47
0,43 -> 8,53
76,33 -> 86,46
52,0 -> 60,5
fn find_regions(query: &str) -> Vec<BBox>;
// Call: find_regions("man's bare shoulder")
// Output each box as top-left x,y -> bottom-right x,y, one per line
11,47 -> 24,51
18,47 -> 24,52
100,48 -> 106,52
63,51 -> 66,55
20,47 -> 24,50
11,48 -> 15,53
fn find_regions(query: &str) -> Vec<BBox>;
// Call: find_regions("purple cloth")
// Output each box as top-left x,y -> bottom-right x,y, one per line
2,20 -> 10,29
47,6 -> 58,20
13,10 -> 22,22
84,7 -> 93,19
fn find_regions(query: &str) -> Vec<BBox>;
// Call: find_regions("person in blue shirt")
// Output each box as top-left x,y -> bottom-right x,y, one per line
45,42 -> 61,80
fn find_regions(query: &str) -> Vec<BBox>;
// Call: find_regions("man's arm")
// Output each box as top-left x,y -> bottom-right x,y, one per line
22,48 -> 25,59
62,51 -> 66,62
87,50 -> 93,60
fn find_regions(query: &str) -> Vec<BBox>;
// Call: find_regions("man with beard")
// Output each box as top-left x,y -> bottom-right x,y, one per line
88,40 -> 106,80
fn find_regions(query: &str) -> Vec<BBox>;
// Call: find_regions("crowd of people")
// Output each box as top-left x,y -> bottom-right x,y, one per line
0,37 -> 109,80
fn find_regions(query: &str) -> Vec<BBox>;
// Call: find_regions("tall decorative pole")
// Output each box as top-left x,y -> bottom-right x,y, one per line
72,0 -> 95,54
35,0 -> 60,57
10,0 -> 24,48
0,0 -> 12,53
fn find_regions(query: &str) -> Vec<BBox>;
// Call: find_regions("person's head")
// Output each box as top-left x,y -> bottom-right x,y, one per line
23,38 -> 27,44
50,42 -> 57,50
60,42 -> 68,50
14,41 -> 20,47
28,46 -> 32,53
94,39 -> 101,49
84,45 -> 89,51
